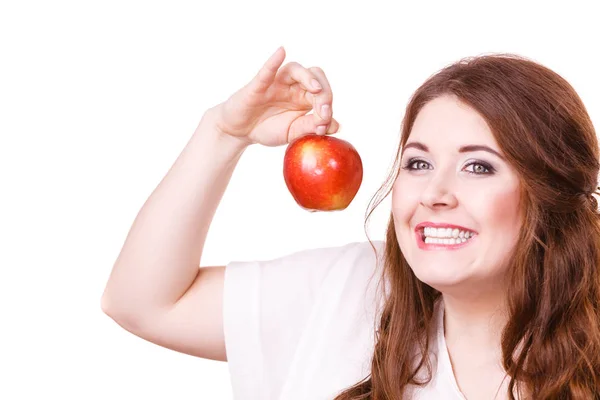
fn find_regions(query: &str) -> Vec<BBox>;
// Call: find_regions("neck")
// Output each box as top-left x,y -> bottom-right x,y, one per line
442,289 -> 508,349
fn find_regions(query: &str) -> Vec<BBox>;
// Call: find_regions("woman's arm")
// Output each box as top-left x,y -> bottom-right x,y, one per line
101,106 -> 247,327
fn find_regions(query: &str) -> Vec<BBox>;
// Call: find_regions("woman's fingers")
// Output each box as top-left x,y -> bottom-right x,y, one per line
275,62 -> 335,134
307,66 -> 333,127
288,115 -> 340,143
277,61 -> 325,93
252,50 -> 334,127
246,48 -> 337,143
278,63 -> 334,125
250,46 -> 287,93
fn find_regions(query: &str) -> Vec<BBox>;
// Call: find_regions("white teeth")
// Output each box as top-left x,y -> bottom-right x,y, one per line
424,237 -> 470,245
422,226 -> 474,240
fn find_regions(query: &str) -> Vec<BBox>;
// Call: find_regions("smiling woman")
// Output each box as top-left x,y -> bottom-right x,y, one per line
102,48 -> 600,400
334,54 -> 600,399
394,95 -> 522,294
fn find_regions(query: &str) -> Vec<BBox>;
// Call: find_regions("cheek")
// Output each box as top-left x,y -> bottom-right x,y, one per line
392,174 -> 422,207
471,184 -> 522,255
483,187 -> 521,228
391,176 -> 421,217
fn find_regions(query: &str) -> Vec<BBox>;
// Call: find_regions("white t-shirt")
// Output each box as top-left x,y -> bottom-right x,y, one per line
223,241 -> 468,399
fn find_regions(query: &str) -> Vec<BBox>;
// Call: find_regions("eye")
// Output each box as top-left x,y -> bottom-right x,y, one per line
464,161 -> 494,175
402,158 -> 431,171
401,158 -> 496,175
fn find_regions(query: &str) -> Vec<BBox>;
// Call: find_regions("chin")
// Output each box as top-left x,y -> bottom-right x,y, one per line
409,262 -> 470,290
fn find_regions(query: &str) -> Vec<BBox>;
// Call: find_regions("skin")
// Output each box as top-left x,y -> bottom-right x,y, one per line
391,95 -> 523,399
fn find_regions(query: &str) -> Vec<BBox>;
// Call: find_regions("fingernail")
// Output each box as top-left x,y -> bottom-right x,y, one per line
320,104 -> 330,119
311,79 -> 322,90
316,125 -> 327,135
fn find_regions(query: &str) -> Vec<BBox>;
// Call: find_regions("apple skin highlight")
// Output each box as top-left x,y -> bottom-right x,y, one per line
283,134 -> 363,212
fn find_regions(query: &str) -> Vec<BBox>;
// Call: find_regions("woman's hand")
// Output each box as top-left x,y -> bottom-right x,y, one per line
213,47 -> 340,147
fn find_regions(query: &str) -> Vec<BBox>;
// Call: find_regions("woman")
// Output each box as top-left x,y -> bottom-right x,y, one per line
101,47 -> 600,399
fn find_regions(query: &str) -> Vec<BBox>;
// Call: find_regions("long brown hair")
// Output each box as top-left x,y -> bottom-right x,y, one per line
335,54 -> 600,399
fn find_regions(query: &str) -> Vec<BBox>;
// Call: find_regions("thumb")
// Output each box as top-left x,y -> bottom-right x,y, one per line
287,115 -> 340,143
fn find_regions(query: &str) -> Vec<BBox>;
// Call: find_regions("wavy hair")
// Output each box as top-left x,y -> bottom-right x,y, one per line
334,54 -> 600,399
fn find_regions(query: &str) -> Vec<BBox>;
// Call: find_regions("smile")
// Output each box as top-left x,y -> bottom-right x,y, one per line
414,223 -> 478,250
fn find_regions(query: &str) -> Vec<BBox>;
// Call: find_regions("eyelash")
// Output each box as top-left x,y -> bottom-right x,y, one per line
401,157 -> 495,175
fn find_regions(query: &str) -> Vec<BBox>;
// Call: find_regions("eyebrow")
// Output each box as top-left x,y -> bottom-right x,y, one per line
402,141 -> 505,160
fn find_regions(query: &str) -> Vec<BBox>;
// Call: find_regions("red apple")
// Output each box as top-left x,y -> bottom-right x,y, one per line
283,134 -> 363,212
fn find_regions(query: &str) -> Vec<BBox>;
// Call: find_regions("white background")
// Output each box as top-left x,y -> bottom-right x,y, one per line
1,0 -> 599,399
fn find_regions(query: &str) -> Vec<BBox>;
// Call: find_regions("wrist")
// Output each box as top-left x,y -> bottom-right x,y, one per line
197,105 -> 252,153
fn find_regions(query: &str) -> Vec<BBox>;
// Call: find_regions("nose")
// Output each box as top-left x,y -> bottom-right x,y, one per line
420,170 -> 458,209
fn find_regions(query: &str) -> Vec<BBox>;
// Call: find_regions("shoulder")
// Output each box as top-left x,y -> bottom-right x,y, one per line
269,240 -> 385,284
227,240 -> 385,278
266,240 -> 384,264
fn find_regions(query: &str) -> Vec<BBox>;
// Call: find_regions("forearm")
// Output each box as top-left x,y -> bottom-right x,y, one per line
101,105 -> 249,319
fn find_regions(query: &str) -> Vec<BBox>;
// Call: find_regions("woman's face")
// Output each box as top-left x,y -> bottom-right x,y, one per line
392,95 -> 522,295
